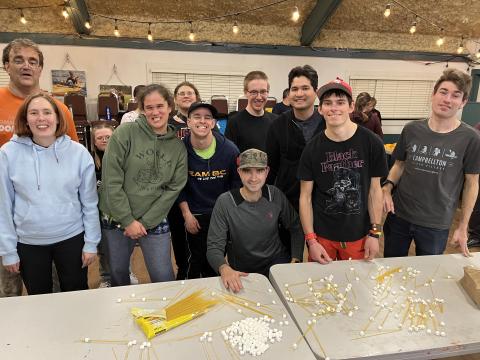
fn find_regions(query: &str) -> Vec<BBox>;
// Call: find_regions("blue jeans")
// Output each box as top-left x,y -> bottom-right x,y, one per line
383,213 -> 449,257
103,221 -> 174,286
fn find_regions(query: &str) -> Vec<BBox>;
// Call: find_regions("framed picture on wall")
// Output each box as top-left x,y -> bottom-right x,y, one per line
99,85 -> 132,111
51,70 -> 87,96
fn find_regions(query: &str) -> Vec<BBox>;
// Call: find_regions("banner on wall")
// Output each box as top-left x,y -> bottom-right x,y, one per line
51,70 -> 87,96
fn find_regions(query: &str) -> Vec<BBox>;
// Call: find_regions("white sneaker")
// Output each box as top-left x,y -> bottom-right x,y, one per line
130,273 -> 139,285
99,280 -> 111,288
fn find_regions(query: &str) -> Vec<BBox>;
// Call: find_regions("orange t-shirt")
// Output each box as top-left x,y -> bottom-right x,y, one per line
0,87 -> 79,147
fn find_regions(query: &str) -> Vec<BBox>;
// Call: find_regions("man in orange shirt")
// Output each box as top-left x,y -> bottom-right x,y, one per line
0,38 -> 78,147
0,38 -> 79,297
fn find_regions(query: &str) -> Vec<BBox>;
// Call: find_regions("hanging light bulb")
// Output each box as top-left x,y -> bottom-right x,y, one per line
232,21 -> 239,34
147,23 -> 153,41
292,6 -> 300,22
62,6 -> 69,18
409,19 -> 417,34
384,4 -> 391,18
436,36 -> 444,46
20,9 -> 27,24
85,21 -> 91,29
476,50 -> 480,59
114,20 -> 120,37
188,22 -> 195,41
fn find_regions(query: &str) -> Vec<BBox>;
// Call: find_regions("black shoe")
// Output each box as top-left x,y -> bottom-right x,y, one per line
467,237 -> 480,248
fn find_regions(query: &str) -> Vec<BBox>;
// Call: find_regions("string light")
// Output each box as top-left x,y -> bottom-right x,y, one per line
384,4 -> 391,18
188,22 -> 195,41
84,21 -> 91,29
232,21 -> 239,34
147,23 -> 153,41
436,29 -> 444,46
20,9 -> 27,24
62,6 -> 69,18
409,18 -> 417,34
292,6 -> 300,22
114,19 -> 120,37
476,50 -> 480,59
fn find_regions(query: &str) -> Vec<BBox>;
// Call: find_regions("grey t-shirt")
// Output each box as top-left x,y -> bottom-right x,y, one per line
393,119 -> 480,229
293,112 -> 321,143
206,185 -> 304,275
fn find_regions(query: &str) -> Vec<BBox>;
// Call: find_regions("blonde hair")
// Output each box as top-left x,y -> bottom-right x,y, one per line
90,120 -> 115,170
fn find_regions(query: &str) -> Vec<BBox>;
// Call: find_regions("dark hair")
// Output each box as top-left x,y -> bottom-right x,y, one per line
15,93 -> 66,137
90,120 -> 115,170
2,38 -> 44,67
282,88 -> 290,99
133,85 -> 146,100
433,68 -> 472,101
244,71 -> 270,91
288,65 -> 318,90
138,84 -> 174,111
319,89 -> 353,106
174,81 -> 201,101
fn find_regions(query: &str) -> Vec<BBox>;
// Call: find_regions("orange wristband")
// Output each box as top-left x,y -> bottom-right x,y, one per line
304,233 -> 317,241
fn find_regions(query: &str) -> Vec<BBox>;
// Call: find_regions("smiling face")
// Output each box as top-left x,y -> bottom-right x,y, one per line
245,79 -> 269,115
289,76 -> 317,112
175,85 -> 198,113
319,93 -> 354,129
238,167 -> 269,194
26,97 -> 58,144
143,91 -> 172,134
4,46 -> 42,92
187,107 -> 216,139
431,81 -> 467,120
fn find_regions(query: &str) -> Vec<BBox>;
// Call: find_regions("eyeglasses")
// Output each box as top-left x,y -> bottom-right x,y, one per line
247,90 -> 269,97
177,91 -> 195,97
95,135 -> 111,141
9,57 -> 40,68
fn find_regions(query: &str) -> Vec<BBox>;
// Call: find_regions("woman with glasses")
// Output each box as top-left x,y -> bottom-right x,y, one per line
99,84 -> 187,286
0,93 -> 100,294
167,81 -> 200,279
169,81 -> 200,139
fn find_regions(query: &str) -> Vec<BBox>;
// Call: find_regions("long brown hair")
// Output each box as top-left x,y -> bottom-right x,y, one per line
15,93 -> 67,138
90,120 -> 115,170
354,92 -> 372,123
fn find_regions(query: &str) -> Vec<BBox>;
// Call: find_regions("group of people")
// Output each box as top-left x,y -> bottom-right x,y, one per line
0,38 -> 479,297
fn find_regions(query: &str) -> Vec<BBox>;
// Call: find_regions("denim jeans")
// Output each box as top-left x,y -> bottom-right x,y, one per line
383,213 -> 449,257
103,220 -> 174,286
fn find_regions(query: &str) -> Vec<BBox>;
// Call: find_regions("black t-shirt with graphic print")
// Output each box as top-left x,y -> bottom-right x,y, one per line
298,126 -> 388,242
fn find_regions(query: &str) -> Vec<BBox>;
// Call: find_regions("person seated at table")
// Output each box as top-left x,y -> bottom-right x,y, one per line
0,93 -> 100,294
207,149 -> 304,293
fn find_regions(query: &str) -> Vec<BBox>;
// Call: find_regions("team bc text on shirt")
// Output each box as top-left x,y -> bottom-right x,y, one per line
0,38 -> 479,297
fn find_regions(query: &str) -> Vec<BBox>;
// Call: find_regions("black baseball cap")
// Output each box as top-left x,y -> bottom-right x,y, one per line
187,102 -> 218,119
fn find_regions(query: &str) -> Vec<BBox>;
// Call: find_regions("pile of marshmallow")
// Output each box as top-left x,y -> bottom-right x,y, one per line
222,316 -> 283,356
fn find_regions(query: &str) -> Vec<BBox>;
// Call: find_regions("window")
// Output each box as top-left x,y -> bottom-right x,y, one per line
350,78 -> 435,119
151,72 -> 244,112
0,67 -> 9,87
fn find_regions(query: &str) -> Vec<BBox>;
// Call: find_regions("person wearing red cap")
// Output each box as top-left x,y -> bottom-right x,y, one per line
298,78 -> 388,263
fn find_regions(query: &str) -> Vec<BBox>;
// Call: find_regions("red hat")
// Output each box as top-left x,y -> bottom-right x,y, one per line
317,77 -> 352,100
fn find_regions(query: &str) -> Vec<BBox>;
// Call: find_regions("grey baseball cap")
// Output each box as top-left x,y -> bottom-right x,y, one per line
238,148 -> 268,169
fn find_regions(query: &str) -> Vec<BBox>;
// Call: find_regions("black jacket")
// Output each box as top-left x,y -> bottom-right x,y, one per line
266,110 -> 325,210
